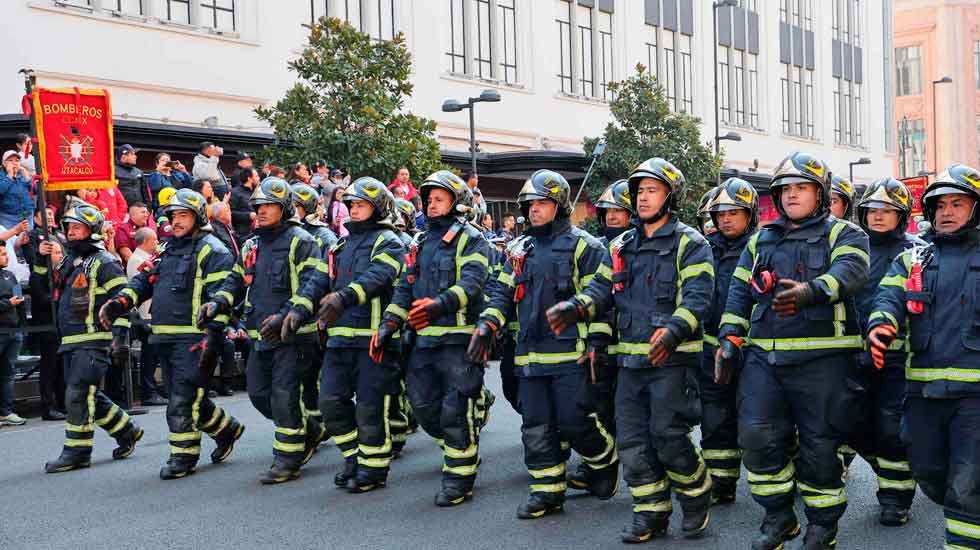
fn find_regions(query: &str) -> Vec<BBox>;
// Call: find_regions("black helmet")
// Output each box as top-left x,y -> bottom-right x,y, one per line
251,177 -> 295,219
517,170 -> 572,219
922,163 -> 980,227
709,177 -> 759,231
291,183 -> 324,225
697,186 -> 721,232
393,198 -> 417,229
61,199 -> 105,241
162,188 -> 211,231
770,152 -> 831,219
595,179 -> 633,226
343,176 -> 395,222
857,177 -> 913,233
830,175 -> 856,219
627,157 -> 686,222
420,170 -> 470,220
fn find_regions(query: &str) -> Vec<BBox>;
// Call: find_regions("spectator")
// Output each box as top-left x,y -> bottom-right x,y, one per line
329,168 -> 346,188
114,144 -> 148,207
412,195 -> 425,230
0,242 -> 26,426
192,141 -> 229,200
325,183 -> 350,237
209,202 -> 239,259
288,162 -> 311,185
0,222 -> 29,285
481,213 -> 496,240
388,166 -> 419,202
115,202 -> 155,264
125,227 -> 166,406
231,151 -> 253,188
498,212 -> 517,240
14,133 -> 35,177
310,160 -> 329,189
472,185 -> 486,208
230,167 -> 258,239
29,238 -> 65,420
21,207 -> 65,270
0,150 -> 33,230
146,153 -> 192,209
192,179 -> 218,206
269,165 -> 286,178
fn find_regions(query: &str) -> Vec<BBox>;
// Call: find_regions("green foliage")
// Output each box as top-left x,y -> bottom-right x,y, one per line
583,65 -> 721,227
255,17 -> 444,181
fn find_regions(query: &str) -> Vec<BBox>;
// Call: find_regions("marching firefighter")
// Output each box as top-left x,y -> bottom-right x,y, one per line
280,177 -> 405,493
697,177 -> 760,506
373,170 -> 489,506
468,169 -> 618,519
717,152 -> 869,549
390,196 -> 422,454
100,189 -> 245,479
44,202 -> 144,473
697,186 -> 721,235
548,159 -> 715,542
845,177 -> 923,525
198,177 -> 326,484
830,174 -> 855,221
868,164 -> 980,549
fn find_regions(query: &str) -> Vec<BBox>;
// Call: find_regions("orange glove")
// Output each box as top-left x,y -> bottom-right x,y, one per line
649,327 -> 681,367
369,321 -> 399,364
408,297 -> 445,330
867,324 -> 897,371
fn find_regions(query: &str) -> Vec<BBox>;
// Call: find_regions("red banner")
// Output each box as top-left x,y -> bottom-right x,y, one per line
758,193 -> 779,223
31,87 -> 114,191
902,175 -> 928,217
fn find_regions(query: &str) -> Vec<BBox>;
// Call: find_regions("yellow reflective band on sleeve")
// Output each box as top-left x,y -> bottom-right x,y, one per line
947,519 -> 980,540
497,271 -> 515,288
112,317 -> 131,328
290,295 -> 314,313
483,307 -> 507,327
448,285 -> 468,308
588,322 -> 613,336
869,310 -> 899,330
62,332 -> 112,344
673,307 -> 698,332
102,276 -> 127,290
831,245 -> 870,265
233,263 -> 245,275
749,336 -> 862,351
571,237 -> 588,294
458,253 -> 488,268
348,283 -> 367,305
703,334 -> 719,346
679,262 -> 714,281
629,479 -> 669,497
816,273 -> 841,301
372,252 -> 402,272
675,340 -> 703,353
734,266 -> 751,283
829,222 -> 846,248
386,303 -> 409,321
596,263 -> 612,280
203,271 -> 231,284
32,264 -> 48,275
121,288 -> 138,304
906,367 -> 980,383
880,274 -> 907,288
720,313 -> 749,330
216,290 -> 235,305
748,232 -> 760,257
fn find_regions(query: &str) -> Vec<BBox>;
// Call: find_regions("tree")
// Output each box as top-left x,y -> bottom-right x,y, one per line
255,17 -> 444,182
582,65 -> 720,227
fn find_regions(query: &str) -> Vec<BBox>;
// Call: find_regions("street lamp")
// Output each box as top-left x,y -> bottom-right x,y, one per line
442,89 -> 502,178
849,157 -> 872,183
712,0 -> 738,156
931,76 -> 953,172
715,131 -> 741,183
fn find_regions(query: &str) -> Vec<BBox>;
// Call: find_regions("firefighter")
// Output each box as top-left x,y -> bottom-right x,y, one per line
716,152 -> 869,549
468,169 -> 618,519
198,177 -> 326,484
394,198 -> 420,240
100,189 -> 245,479
547,159 -> 715,542
699,177 -> 759,506
44,202 -> 144,473
868,164 -> 980,549
698,186 -> 721,235
291,183 -> 338,428
371,170 -> 489,506
280,177 -> 405,493
390,196 -> 421,454
830,174 -> 855,221
844,178 -> 923,525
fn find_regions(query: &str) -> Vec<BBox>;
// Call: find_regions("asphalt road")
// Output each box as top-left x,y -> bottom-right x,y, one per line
0,365 -> 946,550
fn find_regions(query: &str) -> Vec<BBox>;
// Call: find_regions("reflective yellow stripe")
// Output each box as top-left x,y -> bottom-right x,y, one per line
497,271 -> 515,288
385,303 -> 408,321
170,445 -> 201,455
877,477 -> 916,490
291,295 -> 314,313
442,464 -> 479,476
203,271 -> 231,284
703,334 -> 719,346
273,441 -> 306,453
748,462 -> 794,482
416,325 -> 474,336
64,439 -> 94,447
829,221 -> 846,248
629,479 -> 669,497
444,444 -> 478,459
348,283 -> 367,305
107,414 -> 129,435
876,457 -> 911,472
32,264 -> 48,275
65,423 -> 94,433
483,307 -> 506,327
191,244 -> 211,331
880,274 -> 907,287
588,322 -> 613,336
906,367 -> 980,383
571,237 -> 588,294
515,346 -> 585,366
749,336 -> 862,350
666,461 -> 705,485
357,456 -> 391,468
448,285 -> 468,308
233,263 -> 245,275
798,482 -> 846,508
947,519 -> 980,540
734,266 -> 751,283
216,290 -> 235,305
752,481 -> 795,496
326,326 -> 376,338
703,449 -> 742,460
113,317 -> 131,328
596,263 -> 612,280
870,310 -> 899,330
529,464 -> 566,478
633,501 -> 672,513
275,426 -> 305,436
720,313 -> 749,329
170,432 -> 202,442
679,262 -> 714,281
151,325 -> 204,335
372,252 -> 402,272
831,245 -> 870,265
102,276 -> 127,290
676,471 -> 713,497
333,429 -> 358,445
709,468 -> 742,478
673,307 -> 698,332
95,405 -> 120,426
816,273 -> 841,301
529,482 -> 566,493
121,287 -> 139,304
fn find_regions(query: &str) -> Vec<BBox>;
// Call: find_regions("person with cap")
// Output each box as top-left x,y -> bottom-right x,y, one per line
546,159 -> 714,541
99,189 -> 245,480
198,177 -> 327,484
717,152 -> 869,549
830,175 -> 856,221
468,169 -> 618,520
192,142 -> 229,201
839,178 -> 923,526
0,150 -> 33,231
868,163 -> 980,549
231,152 -> 253,188
279,177 -> 405,493
371,170 -> 488,506
43,201 -> 144,473
697,177 -> 760,507
114,144 -> 149,208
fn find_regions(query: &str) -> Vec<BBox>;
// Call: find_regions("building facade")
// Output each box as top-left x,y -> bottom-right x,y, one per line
1,0 -> 895,202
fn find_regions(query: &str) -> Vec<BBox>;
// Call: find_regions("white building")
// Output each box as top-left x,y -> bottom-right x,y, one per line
1,0 -> 896,214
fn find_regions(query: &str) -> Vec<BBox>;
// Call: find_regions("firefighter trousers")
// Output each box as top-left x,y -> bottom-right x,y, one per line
60,348 -> 137,459
698,346 -> 741,492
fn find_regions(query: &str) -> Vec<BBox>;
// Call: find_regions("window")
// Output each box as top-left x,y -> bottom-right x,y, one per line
597,10 -> 613,100
166,0 -> 190,24
645,31 -> 659,82
718,46 -> 730,122
576,3 -> 594,96
474,0 -> 493,78
679,35 -> 693,113
898,118 -> 926,178
779,0 -> 815,138
343,0 -> 363,32
664,30 -> 676,111
717,2 -> 761,128
58,0 -> 91,7
447,0 -> 467,74
895,46 -> 922,96
557,0 -> 573,93
310,0 -> 329,25
112,0 -> 143,14
833,0 -> 864,146
200,0 -> 235,31
373,0 -> 396,41
499,0 -> 518,83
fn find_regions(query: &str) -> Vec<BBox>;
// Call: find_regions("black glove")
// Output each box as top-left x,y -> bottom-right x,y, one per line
196,301 -> 226,329
318,292 -> 346,326
466,320 -> 498,363
369,320 -> 400,363
280,309 -> 305,343
772,279 -> 818,316
714,336 -> 743,385
259,314 -> 284,343
546,300 -> 586,335
99,296 -> 130,330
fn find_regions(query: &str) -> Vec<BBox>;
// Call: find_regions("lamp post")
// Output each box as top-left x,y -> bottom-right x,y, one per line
849,157 -> 872,184
931,76 -> 953,172
715,131 -> 742,184
441,89 -> 501,178
712,0 -> 738,157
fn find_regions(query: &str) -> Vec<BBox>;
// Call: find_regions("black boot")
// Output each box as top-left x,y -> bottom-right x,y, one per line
335,457 -> 357,487
801,523 -> 838,549
112,425 -> 144,460
751,508 -> 800,550
347,471 -> 386,493
435,485 -> 474,507
516,493 -> 564,519
620,512 -> 669,544
587,462 -> 620,500
160,458 -> 197,480
260,459 -> 301,485
681,505 -> 710,539
567,462 -> 589,491
301,421 -> 327,466
211,422 -> 244,464
879,505 -> 910,526
711,480 -> 737,505
44,452 -> 90,474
